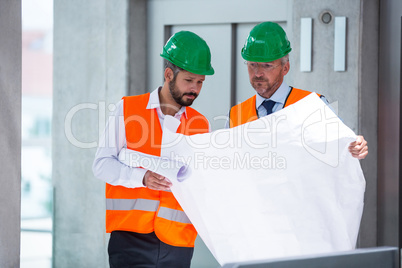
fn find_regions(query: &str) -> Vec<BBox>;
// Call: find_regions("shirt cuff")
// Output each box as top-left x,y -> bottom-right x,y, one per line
129,167 -> 148,188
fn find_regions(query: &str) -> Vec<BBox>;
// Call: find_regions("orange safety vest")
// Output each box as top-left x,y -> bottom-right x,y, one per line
229,87 -> 321,128
105,93 -> 209,247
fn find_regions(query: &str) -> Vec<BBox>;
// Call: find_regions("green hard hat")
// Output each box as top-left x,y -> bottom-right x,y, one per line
241,22 -> 292,62
161,31 -> 215,75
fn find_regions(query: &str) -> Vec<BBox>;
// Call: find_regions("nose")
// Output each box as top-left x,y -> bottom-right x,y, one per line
187,84 -> 201,96
193,86 -> 201,94
194,81 -> 202,91
253,68 -> 264,77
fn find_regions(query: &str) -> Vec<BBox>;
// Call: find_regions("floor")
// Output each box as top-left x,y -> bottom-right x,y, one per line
20,218 -> 52,268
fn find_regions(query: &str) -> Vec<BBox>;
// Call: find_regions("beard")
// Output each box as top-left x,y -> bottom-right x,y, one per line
169,77 -> 198,106
251,77 -> 269,88
251,76 -> 282,98
251,78 -> 271,95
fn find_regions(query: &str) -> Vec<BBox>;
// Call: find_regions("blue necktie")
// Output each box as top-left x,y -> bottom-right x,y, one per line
262,100 -> 276,116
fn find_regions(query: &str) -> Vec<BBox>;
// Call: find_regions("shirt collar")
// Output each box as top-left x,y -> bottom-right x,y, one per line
255,81 -> 291,109
146,87 -> 187,119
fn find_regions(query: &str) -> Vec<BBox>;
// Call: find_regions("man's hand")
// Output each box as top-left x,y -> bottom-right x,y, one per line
348,135 -> 368,159
143,170 -> 172,191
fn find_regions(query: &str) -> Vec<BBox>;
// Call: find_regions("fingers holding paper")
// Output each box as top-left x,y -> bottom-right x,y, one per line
348,135 -> 368,159
143,170 -> 172,191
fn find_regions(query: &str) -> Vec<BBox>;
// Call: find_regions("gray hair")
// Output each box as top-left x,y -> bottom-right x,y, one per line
280,54 -> 290,65
164,61 -> 184,80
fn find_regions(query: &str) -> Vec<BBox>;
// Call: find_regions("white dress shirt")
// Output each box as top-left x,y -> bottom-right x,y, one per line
92,87 -> 187,188
255,81 -> 292,117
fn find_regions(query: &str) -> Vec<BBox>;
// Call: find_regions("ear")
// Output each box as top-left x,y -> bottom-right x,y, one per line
282,61 -> 290,76
164,67 -> 174,82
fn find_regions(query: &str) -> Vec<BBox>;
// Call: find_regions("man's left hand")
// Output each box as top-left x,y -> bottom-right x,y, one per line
348,135 -> 368,159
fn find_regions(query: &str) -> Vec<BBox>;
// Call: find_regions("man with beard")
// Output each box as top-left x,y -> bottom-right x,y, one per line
228,21 -> 368,159
92,31 -> 214,267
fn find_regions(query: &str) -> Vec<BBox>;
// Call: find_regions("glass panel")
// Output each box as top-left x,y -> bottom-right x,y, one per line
21,0 -> 53,267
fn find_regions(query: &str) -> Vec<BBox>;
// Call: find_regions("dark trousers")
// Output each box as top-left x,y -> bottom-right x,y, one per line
108,231 -> 194,268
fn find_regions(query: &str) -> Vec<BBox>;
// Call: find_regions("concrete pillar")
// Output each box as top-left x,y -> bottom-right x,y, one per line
291,0 -> 379,247
0,1 -> 22,267
128,0 -> 148,96
378,0 -> 402,249
53,0 -> 129,266
357,0 -> 380,248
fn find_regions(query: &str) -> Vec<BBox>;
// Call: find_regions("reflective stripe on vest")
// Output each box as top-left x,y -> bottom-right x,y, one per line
157,207 -> 192,224
229,87 -> 321,128
106,198 -> 191,224
106,198 -> 160,212
105,92 -> 209,248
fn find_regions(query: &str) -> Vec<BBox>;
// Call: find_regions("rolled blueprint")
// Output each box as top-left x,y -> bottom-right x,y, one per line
118,93 -> 366,266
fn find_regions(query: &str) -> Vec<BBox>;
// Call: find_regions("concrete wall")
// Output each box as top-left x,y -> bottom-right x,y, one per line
0,1 -> 21,267
291,0 -> 361,132
291,0 -> 379,247
53,0 -> 129,266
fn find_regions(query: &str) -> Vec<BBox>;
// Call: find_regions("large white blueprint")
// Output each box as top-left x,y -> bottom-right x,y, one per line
119,93 -> 366,266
